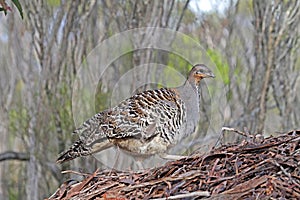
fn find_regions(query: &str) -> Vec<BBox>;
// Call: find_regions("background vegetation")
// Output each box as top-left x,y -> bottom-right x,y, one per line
0,0 -> 299,199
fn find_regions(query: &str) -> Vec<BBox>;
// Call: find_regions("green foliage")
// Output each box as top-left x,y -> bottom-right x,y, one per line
207,48 -> 230,85
11,0 -> 23,18
8,107 -> 28,136
47,0 -> 61,7
7,161 -> 26,200
51,81 -> 73,134
95,89 -> 111,112
167,53 -> 191,72
0,0 -> 23,19
8,185 -> 17,200
165,53 -> 191,85
233,63 -> 242,85
240,0 -> 253,15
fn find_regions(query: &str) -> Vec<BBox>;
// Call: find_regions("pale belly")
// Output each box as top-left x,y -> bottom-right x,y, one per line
110,135 -> 170,156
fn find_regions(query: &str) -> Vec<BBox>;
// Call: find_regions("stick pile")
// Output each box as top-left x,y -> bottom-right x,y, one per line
49,130 -> 300,200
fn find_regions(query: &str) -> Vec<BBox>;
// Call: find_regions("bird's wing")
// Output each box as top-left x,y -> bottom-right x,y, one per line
73,110 -> 113,146
57,88 -> 185,163
71,88 -> 185,145
106,88 -> 185,141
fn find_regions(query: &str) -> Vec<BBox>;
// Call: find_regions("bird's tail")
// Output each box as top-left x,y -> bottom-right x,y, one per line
56,140 -> 90,164
56,138 -> 114,164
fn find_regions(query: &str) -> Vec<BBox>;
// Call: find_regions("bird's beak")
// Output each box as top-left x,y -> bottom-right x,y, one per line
205,72 -> 215,78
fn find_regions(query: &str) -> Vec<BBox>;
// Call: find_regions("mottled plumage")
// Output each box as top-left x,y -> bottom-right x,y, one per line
57,64 -> 214,163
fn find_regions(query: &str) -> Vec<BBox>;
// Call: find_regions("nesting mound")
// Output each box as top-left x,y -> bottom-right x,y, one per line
49,130 -> 300,200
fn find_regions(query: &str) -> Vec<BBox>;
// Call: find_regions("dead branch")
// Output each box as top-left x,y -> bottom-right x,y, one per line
0,151 -> 29,162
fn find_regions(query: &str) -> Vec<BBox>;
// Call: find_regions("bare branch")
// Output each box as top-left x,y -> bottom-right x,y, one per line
0,151 -> 29,162
175,0 -> 190,31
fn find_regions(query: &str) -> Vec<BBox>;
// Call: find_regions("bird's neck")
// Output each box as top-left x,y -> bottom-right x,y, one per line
176,77 -> 202,104
175,76 -> 202,137
184,76 -> 202,95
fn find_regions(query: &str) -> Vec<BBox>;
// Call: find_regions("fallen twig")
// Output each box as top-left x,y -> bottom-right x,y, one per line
49,130 -> 300,200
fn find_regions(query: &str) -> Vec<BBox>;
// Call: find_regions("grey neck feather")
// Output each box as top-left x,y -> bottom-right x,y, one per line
176,78 -> 201,136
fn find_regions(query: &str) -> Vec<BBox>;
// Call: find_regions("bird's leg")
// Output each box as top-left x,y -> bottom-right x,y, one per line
109,146 -> 121,174
159,153 -> 187,160
135,160 -> 145,170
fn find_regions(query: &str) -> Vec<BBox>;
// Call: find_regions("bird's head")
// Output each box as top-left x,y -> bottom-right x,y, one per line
187,64 -> 215,88
190,64 -> 215,80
